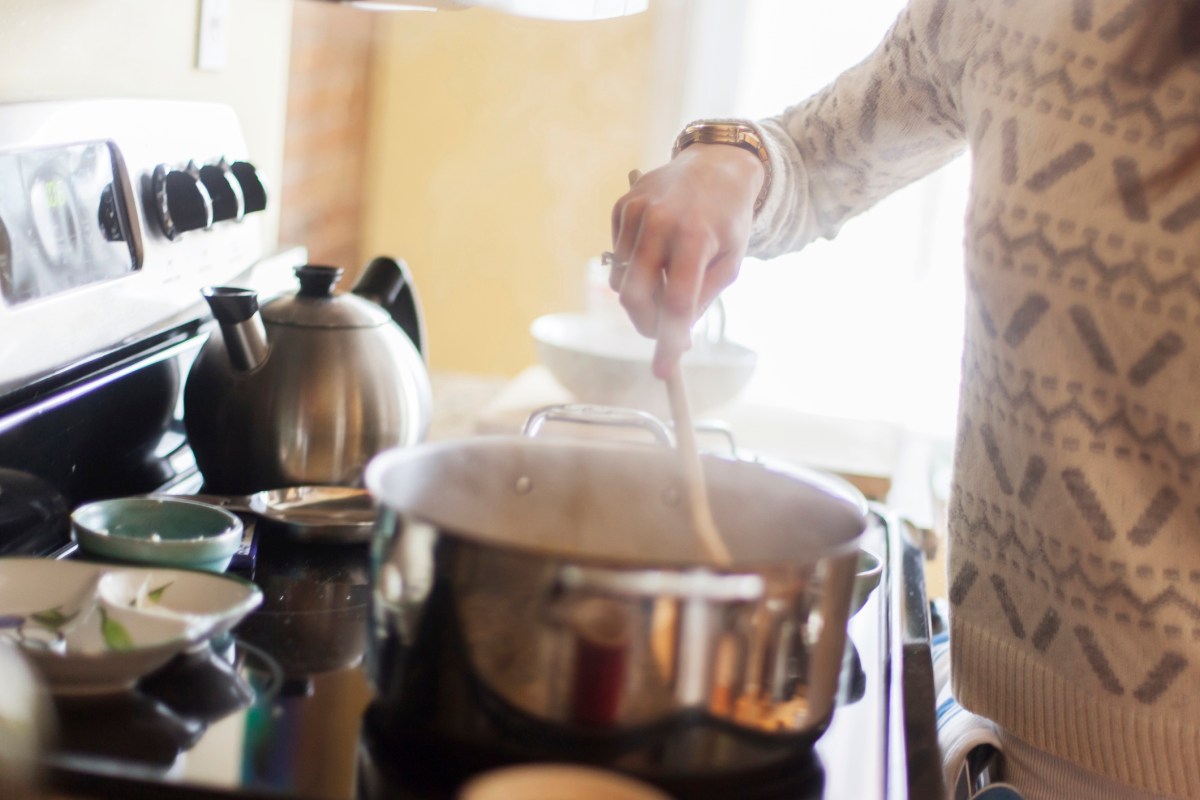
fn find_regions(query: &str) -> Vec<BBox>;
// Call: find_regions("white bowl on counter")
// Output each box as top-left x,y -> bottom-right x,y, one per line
531,311 -> 757,416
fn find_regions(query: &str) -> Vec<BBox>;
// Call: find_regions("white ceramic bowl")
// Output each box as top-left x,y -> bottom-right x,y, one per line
531,312 -> 757,416
0,559 -> 196,695
0,558 -> 264,694
97,568 -> 262,643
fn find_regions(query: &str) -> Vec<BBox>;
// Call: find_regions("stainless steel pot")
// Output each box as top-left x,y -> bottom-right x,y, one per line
363,407 -> 867,745
184,257 -> 432,494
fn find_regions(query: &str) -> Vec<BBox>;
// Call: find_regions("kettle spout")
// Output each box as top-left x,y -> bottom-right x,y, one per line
201,287 -> 269,372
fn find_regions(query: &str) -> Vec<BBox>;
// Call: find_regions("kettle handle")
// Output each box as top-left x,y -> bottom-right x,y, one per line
353,256 -> 426,360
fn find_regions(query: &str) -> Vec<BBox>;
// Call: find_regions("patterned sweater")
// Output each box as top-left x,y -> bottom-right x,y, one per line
742,0 -> 1200,795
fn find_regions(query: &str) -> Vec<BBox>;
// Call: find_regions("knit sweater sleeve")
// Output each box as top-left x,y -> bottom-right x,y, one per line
746,0 -> 973,259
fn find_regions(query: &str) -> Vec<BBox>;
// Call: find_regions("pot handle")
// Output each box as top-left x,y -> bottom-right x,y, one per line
689,419 -> 740,459
521,403 -> 674,446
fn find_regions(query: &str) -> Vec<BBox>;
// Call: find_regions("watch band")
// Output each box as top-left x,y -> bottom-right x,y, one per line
671,122 -> 772,212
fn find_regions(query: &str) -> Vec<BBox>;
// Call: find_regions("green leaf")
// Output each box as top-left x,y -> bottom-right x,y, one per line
146,582 -> 173,604
31,606 -> 78,631
99,608 -> 134,652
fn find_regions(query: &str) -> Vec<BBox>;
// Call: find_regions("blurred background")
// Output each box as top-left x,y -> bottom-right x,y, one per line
280,0 -> 969,446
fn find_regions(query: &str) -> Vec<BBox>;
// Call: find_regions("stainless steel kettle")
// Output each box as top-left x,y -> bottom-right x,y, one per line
184,257 -> 432,494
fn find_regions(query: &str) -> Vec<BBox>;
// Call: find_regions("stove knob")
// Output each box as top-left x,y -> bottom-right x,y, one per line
198,159 -> 245,223
229,161 -> 267,215
152,163 -> 213,240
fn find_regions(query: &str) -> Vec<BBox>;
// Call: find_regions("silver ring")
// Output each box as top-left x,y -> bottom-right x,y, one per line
601,251 -> 627,270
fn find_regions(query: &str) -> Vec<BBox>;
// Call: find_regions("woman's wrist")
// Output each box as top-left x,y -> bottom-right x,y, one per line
671,121 -> 771,213
674,142 -> 768,214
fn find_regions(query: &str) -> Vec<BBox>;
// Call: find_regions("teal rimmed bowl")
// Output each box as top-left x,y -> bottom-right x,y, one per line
71,497 -> 243,573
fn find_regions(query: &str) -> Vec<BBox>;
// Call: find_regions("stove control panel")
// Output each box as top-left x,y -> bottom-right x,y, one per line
0,99 -> 272,394
154,158 -> 267,240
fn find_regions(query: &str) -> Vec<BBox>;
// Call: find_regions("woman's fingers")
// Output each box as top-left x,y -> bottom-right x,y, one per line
698,248 -> 743,313
650,233 -> 717,378
619,222 -> 671,337
602,251 -> 626,293
609,190 -> 644,292
607,145 -> 760,375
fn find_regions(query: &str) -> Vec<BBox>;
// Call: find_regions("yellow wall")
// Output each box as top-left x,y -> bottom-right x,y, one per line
363,9 -> 655,376
0,0 -> 295,251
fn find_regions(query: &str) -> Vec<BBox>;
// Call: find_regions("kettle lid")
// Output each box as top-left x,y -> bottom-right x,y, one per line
262,265 -> 391,328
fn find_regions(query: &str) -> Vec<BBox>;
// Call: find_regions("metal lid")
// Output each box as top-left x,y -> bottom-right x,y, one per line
261,265 -> 390,328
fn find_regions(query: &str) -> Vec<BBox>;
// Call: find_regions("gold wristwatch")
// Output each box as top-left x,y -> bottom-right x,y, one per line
671,121 -> 771,212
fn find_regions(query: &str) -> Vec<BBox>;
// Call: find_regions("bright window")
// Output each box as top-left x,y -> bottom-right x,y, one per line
705,0 -> 970,443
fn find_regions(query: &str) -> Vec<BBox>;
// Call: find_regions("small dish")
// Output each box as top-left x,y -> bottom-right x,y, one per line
169,485 -> 377,543
97,567 -> 262,643
0,558 -> 263,695
851,549 -> 883,617
71,497 -> 243,573
0,559 -> 195,695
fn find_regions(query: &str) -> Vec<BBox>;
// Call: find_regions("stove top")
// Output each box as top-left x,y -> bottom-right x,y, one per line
36,509 -> 939,800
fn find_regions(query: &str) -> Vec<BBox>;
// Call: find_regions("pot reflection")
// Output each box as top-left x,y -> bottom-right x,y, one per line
235,537 -> 370,681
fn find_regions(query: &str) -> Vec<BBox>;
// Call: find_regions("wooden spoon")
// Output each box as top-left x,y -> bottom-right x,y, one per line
664,364 -> 732,565
626,169 -> 732,567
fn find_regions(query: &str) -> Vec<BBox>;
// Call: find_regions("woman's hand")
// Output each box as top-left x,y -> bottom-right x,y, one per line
609,143 -> 764,379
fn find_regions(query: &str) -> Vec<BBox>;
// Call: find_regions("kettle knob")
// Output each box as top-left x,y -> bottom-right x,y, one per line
295,265 -> 344,298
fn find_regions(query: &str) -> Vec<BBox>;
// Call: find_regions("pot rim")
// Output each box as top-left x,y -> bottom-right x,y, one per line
365,435 -> 868,572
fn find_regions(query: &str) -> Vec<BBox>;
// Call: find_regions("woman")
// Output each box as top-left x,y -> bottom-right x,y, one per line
609,1 -> 1200,797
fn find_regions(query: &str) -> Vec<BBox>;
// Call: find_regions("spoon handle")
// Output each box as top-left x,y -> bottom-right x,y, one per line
624,168 -> 732,567
665,364 -> 732,566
